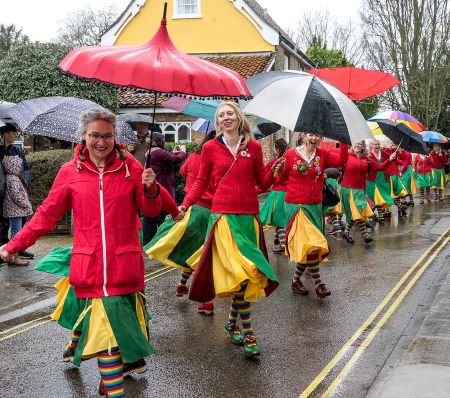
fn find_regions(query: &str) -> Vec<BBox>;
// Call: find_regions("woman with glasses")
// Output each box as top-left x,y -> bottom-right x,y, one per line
0,108 -> 181,398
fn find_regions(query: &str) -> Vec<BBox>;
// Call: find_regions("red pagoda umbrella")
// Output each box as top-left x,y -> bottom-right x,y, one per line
308,66 -> 400,101
59,3 -> 251,166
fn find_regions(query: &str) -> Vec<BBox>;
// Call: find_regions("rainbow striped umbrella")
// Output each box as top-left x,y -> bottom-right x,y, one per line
420,131 -> 448,143
369,111 -> 425,132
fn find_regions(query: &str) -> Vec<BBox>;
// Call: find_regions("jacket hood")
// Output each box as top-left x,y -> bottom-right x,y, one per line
2,155 -> 23,176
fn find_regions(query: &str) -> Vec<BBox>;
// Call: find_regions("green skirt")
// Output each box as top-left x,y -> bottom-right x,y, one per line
366,171 -> 394,206
341,187 -> 373,222
431,168 -> 445,189
390,175 -> 408,198
189,213 -> 279,303
145,204 -> 211,270
323,178 -> 342,215
259,190 -> 287,228
400,165 -> 416,195
72,293 -> 154,366
414,172 -> 431,189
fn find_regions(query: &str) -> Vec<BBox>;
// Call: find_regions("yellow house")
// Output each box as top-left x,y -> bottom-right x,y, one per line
103,0 -> 312,143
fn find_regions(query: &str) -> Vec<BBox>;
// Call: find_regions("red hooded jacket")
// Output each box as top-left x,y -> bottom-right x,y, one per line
5,147 -> 163,298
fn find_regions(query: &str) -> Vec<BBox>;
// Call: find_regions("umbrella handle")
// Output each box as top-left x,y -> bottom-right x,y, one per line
145,94 -> 159,169
393,137 -> 404,156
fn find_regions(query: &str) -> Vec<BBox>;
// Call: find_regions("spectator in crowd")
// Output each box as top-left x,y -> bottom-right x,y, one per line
0,123 -> 33,259
142,132 -> 187,244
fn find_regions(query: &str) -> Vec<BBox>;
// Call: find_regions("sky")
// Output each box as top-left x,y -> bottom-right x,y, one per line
1,0 -> 362,43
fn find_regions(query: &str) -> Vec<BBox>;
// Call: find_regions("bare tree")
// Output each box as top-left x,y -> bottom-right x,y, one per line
290,11 -> 366,66
56,5 -> 119,47
361,0 -> 450,130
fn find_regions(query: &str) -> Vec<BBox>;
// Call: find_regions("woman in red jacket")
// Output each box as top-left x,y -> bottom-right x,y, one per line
145,131 -> 216,315
413,154 -> 432,203
0,109 -> 177,398
259,138 -> 288,253
400,150 -> 416,206
383,143 -> 408,218
180,101 -> 282,357
277,133 -> 348,299
340,141 -> 394,244
430,144 -> 448,201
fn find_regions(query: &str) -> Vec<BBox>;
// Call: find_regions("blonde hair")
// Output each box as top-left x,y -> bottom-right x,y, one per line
215,101 -> 252,145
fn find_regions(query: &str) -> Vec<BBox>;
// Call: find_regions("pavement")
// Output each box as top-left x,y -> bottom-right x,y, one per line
367,208 -> 450,398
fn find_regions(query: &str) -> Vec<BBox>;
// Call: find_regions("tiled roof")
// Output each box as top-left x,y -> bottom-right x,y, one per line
118,53 -> 274,107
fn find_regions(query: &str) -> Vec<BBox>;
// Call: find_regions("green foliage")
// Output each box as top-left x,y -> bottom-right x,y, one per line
27,149 -> 73,234
306,44 -> 352,68
164,142 -> 200,203
0,24 -> 29,60
355,97 -> 380,119
0,42 -> 118,112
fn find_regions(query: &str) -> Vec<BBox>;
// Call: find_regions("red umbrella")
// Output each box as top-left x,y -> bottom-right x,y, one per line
59,4 -> 250,100
59,3 -> 250,167
308,66 -> 400,100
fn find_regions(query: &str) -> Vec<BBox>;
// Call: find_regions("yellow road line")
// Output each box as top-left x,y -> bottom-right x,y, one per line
0,314 -> 51,335
300,226 -> 450,398
144,265 -> 172,278
145,268 -> 176,281
322,235 -> 450,397
0,319 -> 52,342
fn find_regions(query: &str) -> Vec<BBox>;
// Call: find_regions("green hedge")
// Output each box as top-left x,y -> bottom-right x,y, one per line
27,149 -> 73,234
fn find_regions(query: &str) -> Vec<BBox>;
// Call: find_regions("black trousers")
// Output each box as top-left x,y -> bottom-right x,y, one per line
142,211 -> 168,246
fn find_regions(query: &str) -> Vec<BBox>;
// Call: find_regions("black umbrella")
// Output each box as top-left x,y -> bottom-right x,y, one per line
117,113 -> 162,133
373,119 -> 428,155
8,96 -> 138,144
0,100 -> 16,123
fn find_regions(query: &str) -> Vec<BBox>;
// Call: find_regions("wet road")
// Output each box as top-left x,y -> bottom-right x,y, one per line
1,200 -> 449,398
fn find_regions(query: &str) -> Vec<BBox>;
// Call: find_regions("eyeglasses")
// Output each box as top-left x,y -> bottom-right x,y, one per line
87,133 -> 115,142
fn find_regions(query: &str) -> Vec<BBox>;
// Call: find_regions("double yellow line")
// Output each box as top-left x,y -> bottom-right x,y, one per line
300,226 -> 450,398
0,265 -> 175,342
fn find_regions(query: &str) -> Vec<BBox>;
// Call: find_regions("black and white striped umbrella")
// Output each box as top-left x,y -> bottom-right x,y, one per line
8,96 -> 138,144
243,71 -> 373,145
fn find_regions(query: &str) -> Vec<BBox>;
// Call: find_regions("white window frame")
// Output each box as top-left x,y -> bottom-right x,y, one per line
284,54 -> 290,70
173,0 -> 202,19
160,122 -> 192,142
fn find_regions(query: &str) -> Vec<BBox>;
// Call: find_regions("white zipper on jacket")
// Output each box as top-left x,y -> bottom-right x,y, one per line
78,161 -> 124,297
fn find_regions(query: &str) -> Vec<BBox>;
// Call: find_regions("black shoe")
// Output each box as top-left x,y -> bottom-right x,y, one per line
62,346 -> 75,362
19,250 -> 34,259
123,359 -> 147,378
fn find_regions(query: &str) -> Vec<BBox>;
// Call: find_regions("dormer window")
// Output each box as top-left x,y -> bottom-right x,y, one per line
173,0 -> 202,19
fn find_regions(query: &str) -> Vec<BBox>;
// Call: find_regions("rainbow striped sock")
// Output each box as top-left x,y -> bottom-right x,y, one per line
308,262 -> 321,287
293,263 -> 306,282
276,227 -> 286,248
180,269 -> 193,286
70,330 -> 82,348
228,299 -> 239,324
97,348 -> 124,398
235,291 -> 254,339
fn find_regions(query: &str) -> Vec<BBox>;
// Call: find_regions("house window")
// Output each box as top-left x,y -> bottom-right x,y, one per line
284,54 -> 289,70
160,122 -> 192,142
173,0 -> 201,18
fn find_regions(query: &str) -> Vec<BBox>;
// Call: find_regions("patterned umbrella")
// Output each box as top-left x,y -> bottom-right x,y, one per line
420,131 -> 448,143
369,111 -> 425,132
8,96 -> 137,144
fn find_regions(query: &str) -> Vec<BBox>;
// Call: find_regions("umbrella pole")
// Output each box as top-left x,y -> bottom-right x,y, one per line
145,94 -> 159,169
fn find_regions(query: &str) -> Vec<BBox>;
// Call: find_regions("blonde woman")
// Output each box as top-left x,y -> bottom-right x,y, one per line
179,101 -> 284,357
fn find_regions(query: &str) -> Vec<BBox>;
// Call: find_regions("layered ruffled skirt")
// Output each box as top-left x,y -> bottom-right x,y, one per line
145,204 -> 211,271
285,202 -> 329,264
400,165 -> 417,195
366,171 -> 394,207
341,187 -> 374,222
259,190 -> 287,228
323,178 -> 342,215
188,213 -> 279,303
431,168 -> 446,189
414,172 -> 432,189
35,247 -> 154,367
389,175 -> 408,198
